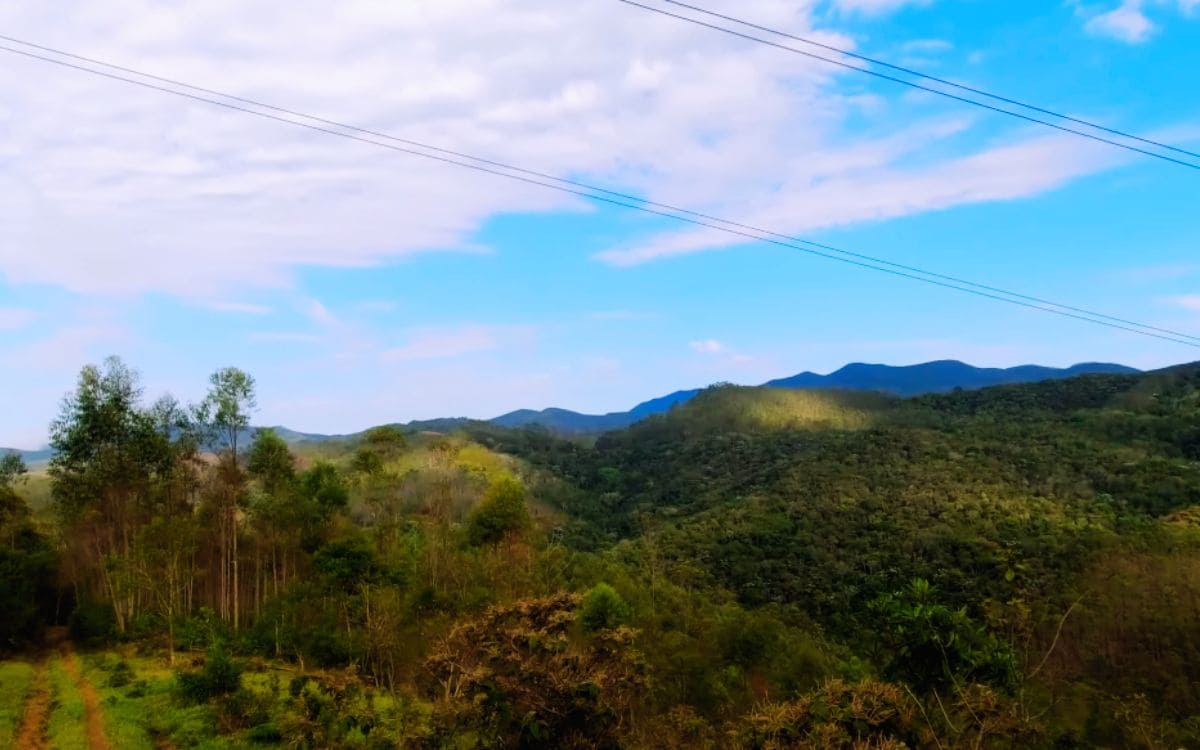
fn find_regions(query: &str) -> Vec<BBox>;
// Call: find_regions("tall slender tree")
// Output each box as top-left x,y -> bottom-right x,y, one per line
198,368 -> 257,629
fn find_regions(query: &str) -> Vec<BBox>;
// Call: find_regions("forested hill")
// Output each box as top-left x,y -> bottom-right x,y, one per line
0,360 -> 1135,458
3,358 -> 1199,748
488,360 -> 1136,433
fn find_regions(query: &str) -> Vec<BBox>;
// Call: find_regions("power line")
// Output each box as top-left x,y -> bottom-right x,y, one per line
655,0 -> 1200,162
2,36 -> 1192,342
0,38 -> 1196,349
614,0 -> 1200,172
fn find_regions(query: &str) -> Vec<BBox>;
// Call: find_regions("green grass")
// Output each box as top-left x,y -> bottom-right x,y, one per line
47,654 -> 87,750
0,659 -> 37,749
81,653 -> 161,750
80,652 -> 260,750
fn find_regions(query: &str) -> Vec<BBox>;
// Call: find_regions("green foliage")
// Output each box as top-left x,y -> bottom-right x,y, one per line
299,461 -> 350,515
15,358 -> 1200,747
69,599 -> 117,647
177,644 -> 244,703
313,537 -> 376,584
0,528 -> 55,651
871,578 -> 1017,693
198,366 -> 257,459
0,660 -> 36,747
107,659 -> 135,688
0,452 -> 26,487
579,583 -> 632,632
247,428 -> 295,493
466,476 -> 531,546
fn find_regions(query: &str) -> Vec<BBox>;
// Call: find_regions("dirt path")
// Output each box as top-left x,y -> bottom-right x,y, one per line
15,661 -> 51,750
58,644 -> 111,750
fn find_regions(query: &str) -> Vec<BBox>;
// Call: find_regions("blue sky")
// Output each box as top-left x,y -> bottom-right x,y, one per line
1,0 -> 1198,448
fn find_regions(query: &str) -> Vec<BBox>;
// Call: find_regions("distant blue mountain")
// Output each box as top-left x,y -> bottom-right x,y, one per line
482,361 -> 1138,434
763,360 -> 1139,397
1,361 -> 1143,453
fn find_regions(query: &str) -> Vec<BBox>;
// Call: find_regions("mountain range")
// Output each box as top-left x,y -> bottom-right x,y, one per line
485,360 -> 1137,434
2,360 -> 1138,459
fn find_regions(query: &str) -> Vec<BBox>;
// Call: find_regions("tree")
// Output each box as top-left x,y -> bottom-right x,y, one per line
0,453 -> 26,487
425,593 -> 645,748
48,357 -> 169,633
0,454 -> 30,547
580,583 -> 632,633
198,367 -> 257,629
199,367 -> 257,466
248,429 -> 295,495
466,476 -> 531,547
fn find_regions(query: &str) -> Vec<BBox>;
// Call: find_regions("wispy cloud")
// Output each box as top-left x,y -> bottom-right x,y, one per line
1116,263 -> 1198,283
689,339 -> 725,355
595,129 -> 1122,267
833,0 -> 932,16
1085,0 -> 1156,43
247,331 -> 322,344
0,307 -> 36,330
305,300 -> 337,326
207,301 -> 273,315
355,300 -> 399,314
383,325 -> 537,363
1161,295 -> 1200,313
901,38 -> 953,53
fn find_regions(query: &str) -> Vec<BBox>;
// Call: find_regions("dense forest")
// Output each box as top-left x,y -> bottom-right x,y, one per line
2,356 -> 1200,748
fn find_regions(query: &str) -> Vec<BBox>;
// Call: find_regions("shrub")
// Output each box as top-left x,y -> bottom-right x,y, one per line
580,583 -> 632,632
177,645 -> 244,703
107,660 -> 135,688
466,476 -> 530,546
247,722 -> 283,743
68,599 -> 116,647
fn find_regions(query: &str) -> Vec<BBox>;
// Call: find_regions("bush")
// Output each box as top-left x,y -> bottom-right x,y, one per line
68,599 -> 116,647
466,477 -> 530,546
107,660 -> 135,688
580,583 -> 632,632
247,722 -> 283,743
177,645 -> 244,703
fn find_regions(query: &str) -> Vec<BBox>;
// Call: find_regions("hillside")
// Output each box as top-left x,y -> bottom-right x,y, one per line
4,358 -> 1199,749
1,361 -> 1139,458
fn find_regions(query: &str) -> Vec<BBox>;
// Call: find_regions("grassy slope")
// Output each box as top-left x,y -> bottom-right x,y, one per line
0,660 -> 36,748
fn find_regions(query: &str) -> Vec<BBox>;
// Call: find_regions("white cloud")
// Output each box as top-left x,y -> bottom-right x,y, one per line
355,300 -> 398,314
247,331 -> 321,344
901,38 -> 953,53
0,320 -> 132,371
1116,263 -> 1198,283
1085,0 -> 1157,42
304,299 -> 337,326
596,129 -> 1123,266
1162,295 -> 1200,312
0,307 -> 36,330
207,301 -> 272,314
383,324 -> 537,363
832,0 -> 932,15
689,339 -> 725,354
0,0 -> 1132,297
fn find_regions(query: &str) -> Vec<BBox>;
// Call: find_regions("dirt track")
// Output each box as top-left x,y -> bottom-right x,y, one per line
14,660 -> 50,750
58,643 -> 110,750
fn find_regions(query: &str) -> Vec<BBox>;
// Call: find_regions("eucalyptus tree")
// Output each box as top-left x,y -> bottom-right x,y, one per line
197,367 -> 257,629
